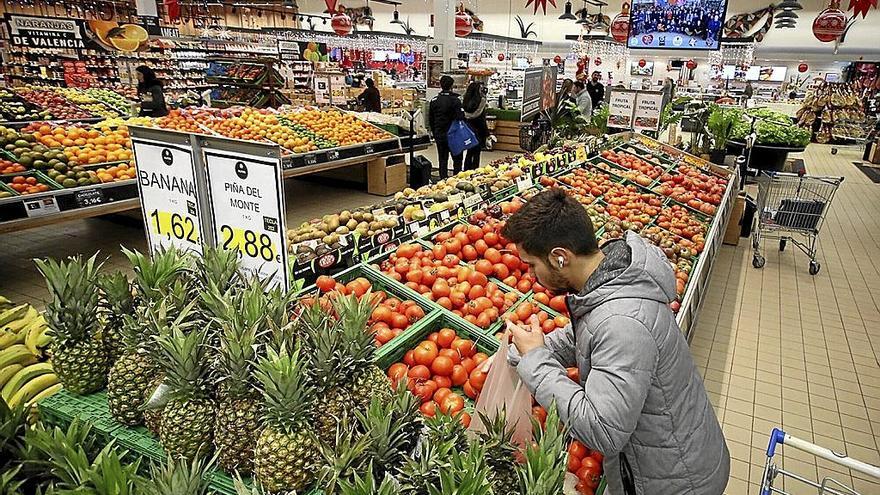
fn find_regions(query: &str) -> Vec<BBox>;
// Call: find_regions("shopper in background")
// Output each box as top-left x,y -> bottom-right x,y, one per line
586,70 -> 605,110
500,189 -> 730,495
661,77 -> 675,112
462,81 -> 488,171
573,81 -> 593,118
743,81 -> 755,105
556,78 -> 576,117
428,75 -> 464,179
357,78 -> 382,113
135,66 -> 168,118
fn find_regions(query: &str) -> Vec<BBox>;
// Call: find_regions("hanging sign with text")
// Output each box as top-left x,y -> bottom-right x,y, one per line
4,14 -> 88,49
633,91 -> 664,133
203,142 -> 289,289
608,89 -> 637,130
131,134 -> 204,255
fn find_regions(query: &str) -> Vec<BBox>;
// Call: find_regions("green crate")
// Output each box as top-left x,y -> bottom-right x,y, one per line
110,425 -> 163,462
38,390 -> 120,437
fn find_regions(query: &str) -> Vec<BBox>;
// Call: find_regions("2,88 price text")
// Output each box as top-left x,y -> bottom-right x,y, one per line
220,225 -> 277,262
149,209 -> 198,244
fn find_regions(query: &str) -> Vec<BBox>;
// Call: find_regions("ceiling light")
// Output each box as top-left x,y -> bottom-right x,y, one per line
559,0 -> 576,20
282,0 -> 297,8
774,20 -> 796,28
778,0 -> 803,11
390,7 -> 403,24
775,11 -> 798,20
363,0 -> 375,21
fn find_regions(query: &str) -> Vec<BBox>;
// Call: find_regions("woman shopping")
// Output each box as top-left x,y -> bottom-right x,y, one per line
462,81 -> 488,171
135,66 -> 169,118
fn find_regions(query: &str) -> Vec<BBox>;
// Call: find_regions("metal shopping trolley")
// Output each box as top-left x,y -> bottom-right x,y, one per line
760,428 -> 880,495
751,171 -> 844,275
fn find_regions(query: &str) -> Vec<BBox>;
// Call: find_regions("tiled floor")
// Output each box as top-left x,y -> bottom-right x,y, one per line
1,143 -> 878,493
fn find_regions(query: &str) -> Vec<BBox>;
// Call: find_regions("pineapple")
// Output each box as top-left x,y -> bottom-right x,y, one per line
475,409 -> 521,495
253,344 -> 320,493
34,253 -> 108,395
122,246 -> 192,305
106,306 -> 160,426
313,412 -> 372,494
193,246 -> 241,294
97,271 -> 135,361
356,384 -> 423,479
138,454 -> 214,495
143,374 -> 165,436
154,314 -> 216,460
339,465 -> 401,495
516,402 -> 569,495
333,294 -> 392,412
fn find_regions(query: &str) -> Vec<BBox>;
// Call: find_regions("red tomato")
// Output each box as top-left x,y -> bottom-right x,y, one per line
412,379 -> 438,403
403,350 -> 416,367
466,225 -> 483,242
475,259 -> 494,275
391,313 -> 410,329
438,348 -> 461,364
444,238 -> 462,255
568,441 -> 588,459
406,305 -> 426,323
431,355 -> 455,376
549,295 -> 568,313
461,245 -> 478,261
433,375 -> 452,389
567,367 -> 580,382
436,297 -> 453,310
387,363 -> 409,383
484,248 -> 502,264
459,411 -> 471,427
451,338 -> 476,358
419,401 -> 437,417
437,328 -> 457,348
567,454 -> 582,473
371,306 -> 392,324
408,365 -> 431,380
532,405 -> 547,428
440,393 -> 465,414
460,357 -> 476,373
589,450 -> 604,464
578,457 -> 602,488
315,275 -> 336,293
469,368 -> 488,391
413,346 -> 438,367
433,387 -> 453,404
432,243 -> 447,259
462,380 -> 478,399
451,364 -> 469,386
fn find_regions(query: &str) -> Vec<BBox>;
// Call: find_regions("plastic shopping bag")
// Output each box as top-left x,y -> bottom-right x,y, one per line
446,120 -> 479,156
467,334 -> 534,447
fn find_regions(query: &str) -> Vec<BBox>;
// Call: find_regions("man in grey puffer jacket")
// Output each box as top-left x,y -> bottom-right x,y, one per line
501,189 -> 729,495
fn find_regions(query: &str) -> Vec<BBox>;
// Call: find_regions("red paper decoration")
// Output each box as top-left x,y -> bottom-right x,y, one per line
847,0 -> 878,18
498,53 -> 506,61
594,57 -> 601,65
331,12 -> 352,36
610,2 -> 631,43
638,59 -> 647,68
525,0 -> 558,15
686,59 -> 697,70
455,9 -> 474,37
798,63 -> 809,72
164,0 -> 181,23
554,55 -> 562,64
813,1 -> 848,42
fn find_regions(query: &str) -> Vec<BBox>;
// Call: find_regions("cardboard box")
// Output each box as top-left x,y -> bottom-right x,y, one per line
724,193 -> 746,246
367,158 -> 406,196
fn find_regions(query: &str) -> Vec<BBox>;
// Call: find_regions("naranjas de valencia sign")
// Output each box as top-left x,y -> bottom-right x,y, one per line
4,14 -> 88,49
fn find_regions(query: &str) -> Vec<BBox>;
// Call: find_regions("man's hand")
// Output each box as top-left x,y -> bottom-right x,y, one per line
508,315 -> 545,357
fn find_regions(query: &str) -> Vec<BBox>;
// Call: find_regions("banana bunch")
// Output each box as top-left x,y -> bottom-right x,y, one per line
0,300 -> 60,409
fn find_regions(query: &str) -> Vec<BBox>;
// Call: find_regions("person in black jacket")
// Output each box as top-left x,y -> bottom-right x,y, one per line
586,71 -> 605,111
428,75 -> 464,179
135,66 -> 168,117
358,78 -> 382,113
462,81 -> 488,171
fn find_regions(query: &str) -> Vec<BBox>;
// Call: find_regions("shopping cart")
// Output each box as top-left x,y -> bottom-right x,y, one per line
760,428 -> 880,495
751,171 -> 844,275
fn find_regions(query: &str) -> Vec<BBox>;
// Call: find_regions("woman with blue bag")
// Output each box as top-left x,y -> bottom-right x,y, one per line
429,76 -> 474,179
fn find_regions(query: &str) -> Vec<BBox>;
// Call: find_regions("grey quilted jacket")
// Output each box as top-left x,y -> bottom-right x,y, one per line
510,231 -> 729,495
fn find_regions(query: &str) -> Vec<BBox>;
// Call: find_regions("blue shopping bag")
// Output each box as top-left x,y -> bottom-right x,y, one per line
447,120 -> 479,156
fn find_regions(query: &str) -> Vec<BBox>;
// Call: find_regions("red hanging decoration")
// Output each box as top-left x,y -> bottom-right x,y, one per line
594,56 -> 601,65
847,0 -> 878,18
798,63 -> 809,72
686,59 -> 697,69
455,8 -> 474,37
164,0 -> 181,23
331,12 -> 353,36
638,59 -> 647,68
553,55 -> 562,64
525,0 -> 557,15
813,0 -> 848,42
610,2 -> 631,43
498,53 -> 506,61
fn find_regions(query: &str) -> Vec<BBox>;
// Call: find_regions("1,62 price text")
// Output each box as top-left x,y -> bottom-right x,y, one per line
220,225 -> 278,262
149,209 -> 198,244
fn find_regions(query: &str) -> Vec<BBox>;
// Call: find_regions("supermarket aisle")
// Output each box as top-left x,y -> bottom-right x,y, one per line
696,144 -> 880,495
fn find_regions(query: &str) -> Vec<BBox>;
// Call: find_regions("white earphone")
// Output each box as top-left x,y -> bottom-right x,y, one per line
557,256 -> 564,268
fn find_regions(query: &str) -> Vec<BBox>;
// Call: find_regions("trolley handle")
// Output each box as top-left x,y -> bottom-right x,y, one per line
765,428 -> 880,480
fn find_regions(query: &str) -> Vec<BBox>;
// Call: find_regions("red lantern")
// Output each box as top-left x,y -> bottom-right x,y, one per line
594,57 -> 601,66
686,59 -> 697,70
331,12 -> 352,36
455,10 -> 474,37
610,2 -> 631,43
798,63 -> 809,73
498,53 -> 505,61
638,59 -> 647,68
553,55 -> 562,64
813,0 -> 847,42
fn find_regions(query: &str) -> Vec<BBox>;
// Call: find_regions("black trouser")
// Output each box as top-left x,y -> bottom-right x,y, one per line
464,146 -> 481,171
436,139 -> 463,179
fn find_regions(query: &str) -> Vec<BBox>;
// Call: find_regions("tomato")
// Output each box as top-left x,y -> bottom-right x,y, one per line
315,275 -> 336,293
391,313 -> 410,329
419,401 -> 437,417
413,345 -> 437,366
405,269 -> 423,284
406,305 -> 426,323
433,387 -> 453,404
403,350 -> 416,366
483,232 -> 500,246
431,243 -> 447,259
375,326 -> 396,344
461,245 -> 478,261
442,254 -> 460,268
575,483 -> 595,495
440,393 -> 465,414
450,291 -> 466,308
533,292 -> 550,305
472,352 -> 488,366
466,225 -> 483,242
577,457 -> 602,488
431,355 -> 455,376
567,454 -> 582,473
462,380 -> 478,399
408,364 -> 431,380
475,312 -> 492,329
515,302 -> 534,322
460,357 -> 476,373
567,367 -> 580,382
502,254 -> 521,270
444,238 -> 462,254
451,338 -> 476,358
541,319 -> 556,334
589,450 -> 604,464
388,363 -> 409,382
438,348 -> 461,365
459,411 -> 471,427
371,306 -> 392,324
516,279 -> 532,293
469,369 -> 488,391
554,315 -> 570,328
432,279 -> 451,298
436,296 -> 453,310
433,375 -> 452,389
532,405 -> 547,428
437,328 -> 457,348
475,259 -> 494,275
568,441 -> 588,459
450,364 -> 469,386
397,243 -> 420,259
412,380 -> 438,403
493,263 -> 510,280
473,239 -> 489,256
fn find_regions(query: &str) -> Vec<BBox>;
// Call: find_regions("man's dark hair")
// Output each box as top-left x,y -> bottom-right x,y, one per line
574,81 -> 585,90
365,78 -> 375,88
501,188 -> 598,258
440,75 -> 454,91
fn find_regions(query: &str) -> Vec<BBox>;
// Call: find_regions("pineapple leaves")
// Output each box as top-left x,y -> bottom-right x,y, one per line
517,402 -> 569,495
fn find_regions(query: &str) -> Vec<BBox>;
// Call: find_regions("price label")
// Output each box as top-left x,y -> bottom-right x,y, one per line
439,209 -> 451,221
74,188 -> 105,208
364,143 -> 375,154
304,154 -> 318,166
448,193 -> 463,203
576,146 -> 587,162
516,176 -> 533,192
463,193 -> 482,209
131,137 -> 203,255
23,197 -> 59,218
203,144 -> 288,289
327,150 -> 340,161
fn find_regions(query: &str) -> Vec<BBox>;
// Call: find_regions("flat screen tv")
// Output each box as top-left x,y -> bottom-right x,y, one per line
628,0 -> 728,51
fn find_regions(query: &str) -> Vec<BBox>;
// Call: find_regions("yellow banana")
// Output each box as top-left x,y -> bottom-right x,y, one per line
0,330 -> 20,349
35,331 -> 52,350
1,362 -> 54,402
0,345 -> 38,369
0,364 -> 24,390
25,383 -> 62,409
24,320 -> 48,356
0,304 -> 28,327
2,307 -> 40,333
8,373 -> 59,408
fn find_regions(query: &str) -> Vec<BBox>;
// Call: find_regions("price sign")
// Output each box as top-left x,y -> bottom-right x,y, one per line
23,197 -> 59,218
304,154 -> 318,166
516,176 -> 533,192
364,143 -> 375,154
74,187 -> 105,208
463,193 -> 482,209
203,144 -> 288,289
576,145 -> 587,162
131,135 -> 203,255
327,150 -> 340,161
448,193 -> 463,203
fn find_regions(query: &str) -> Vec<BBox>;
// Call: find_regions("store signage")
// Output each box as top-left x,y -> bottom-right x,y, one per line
73,188 -> 105,208
427,42 -> 444,59
160,25 -> 180,38
314,76 -> 331,105
278,40 -> 299,61
23,197 -> 60,218
4,14 -> 87,49
633,91 -> 664,133
521,67 -> 544,122
203,145 -> 289,290
608,89 -> 638,130
516,176 -> 533,193
139,15 -> 161,36
131,136 -> 204,255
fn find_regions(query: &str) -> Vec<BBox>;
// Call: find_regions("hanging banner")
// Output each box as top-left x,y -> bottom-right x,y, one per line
633,91 -> 664,133
130,128 -> 205,255
4,14 -> 87,49
202,138 -> 289,290
521,66 -> 544,121
608,89 -> 638,130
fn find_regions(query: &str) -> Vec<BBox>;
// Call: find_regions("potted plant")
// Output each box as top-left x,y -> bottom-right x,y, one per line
727,107 -> 811,171
707,104 -> 740,165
